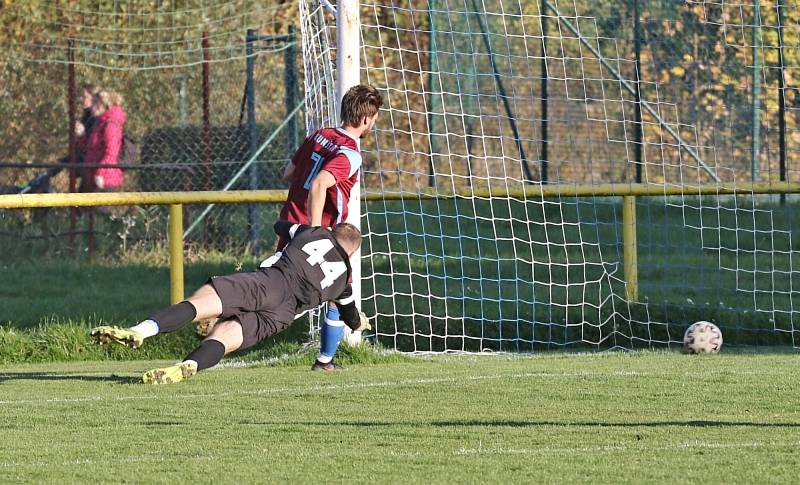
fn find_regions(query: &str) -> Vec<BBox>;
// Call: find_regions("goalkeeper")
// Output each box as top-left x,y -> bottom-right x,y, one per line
90,221 -> 370,384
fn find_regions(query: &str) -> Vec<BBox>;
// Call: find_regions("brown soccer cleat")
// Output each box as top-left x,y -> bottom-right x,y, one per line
311,359 -> 345,372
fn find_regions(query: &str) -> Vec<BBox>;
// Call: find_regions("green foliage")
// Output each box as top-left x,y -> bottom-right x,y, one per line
0,318 -> 414,367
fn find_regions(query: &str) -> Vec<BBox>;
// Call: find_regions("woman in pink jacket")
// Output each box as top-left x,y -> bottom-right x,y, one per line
80,90 -> 126,191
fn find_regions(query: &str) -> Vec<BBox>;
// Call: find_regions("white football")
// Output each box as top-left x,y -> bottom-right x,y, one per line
683,321 -> 723,354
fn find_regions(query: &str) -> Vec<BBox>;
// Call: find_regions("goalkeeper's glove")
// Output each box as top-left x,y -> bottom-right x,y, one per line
354,311 -> 372,332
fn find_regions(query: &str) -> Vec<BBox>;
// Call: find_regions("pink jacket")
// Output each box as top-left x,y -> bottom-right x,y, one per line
81,105 -> 126,190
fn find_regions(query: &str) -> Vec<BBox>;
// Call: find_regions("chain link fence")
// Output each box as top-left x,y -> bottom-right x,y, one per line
0,2 -> 301,260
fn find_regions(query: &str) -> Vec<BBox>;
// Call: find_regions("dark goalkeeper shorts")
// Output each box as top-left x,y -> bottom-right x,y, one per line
207,268 -> 298,350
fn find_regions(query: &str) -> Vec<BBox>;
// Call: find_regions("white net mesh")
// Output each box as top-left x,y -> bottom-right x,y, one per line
301,0 -> 800,351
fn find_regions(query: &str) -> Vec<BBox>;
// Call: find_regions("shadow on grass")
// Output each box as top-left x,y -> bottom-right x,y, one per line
0,372 -> 140,384
241,419 -> 800,428
429,419 -> 800,428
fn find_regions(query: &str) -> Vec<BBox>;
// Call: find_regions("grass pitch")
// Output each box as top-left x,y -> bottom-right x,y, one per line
1,352 -> 799,484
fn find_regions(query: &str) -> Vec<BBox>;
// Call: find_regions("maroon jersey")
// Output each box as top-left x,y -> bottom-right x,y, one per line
279,127 -> 361,233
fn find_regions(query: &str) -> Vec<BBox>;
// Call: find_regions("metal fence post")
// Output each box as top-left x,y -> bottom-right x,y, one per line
751,0 -> 762,182
246,29 -> 260,254
202,31 -> 212,192
623,195 -> 638,302
633,0 -> 643,184
427,1 -> 438,188
540,0 -> 549,184
777,0 -> 787,205
67,39 -> 78,246
169,204 -> 185,304
285,25 -> 299,153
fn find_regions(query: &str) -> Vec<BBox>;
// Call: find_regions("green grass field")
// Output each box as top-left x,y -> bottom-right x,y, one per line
1,352 -> 799,483
1,196 -> 799,483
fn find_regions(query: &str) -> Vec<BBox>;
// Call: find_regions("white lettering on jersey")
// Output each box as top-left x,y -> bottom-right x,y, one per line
303,152 -> 325,190
301,238 -> 334,265
300,238 -> 347,289
319,260 -> 347,289
314,133 -> 335,150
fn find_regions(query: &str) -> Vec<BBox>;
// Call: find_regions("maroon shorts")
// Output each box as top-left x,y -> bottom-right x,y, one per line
207,268 -> 297,349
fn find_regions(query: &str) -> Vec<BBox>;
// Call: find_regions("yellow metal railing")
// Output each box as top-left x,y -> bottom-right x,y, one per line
3,183 -> 800,304
1,190 -> 288,304
0,190 -> 289,209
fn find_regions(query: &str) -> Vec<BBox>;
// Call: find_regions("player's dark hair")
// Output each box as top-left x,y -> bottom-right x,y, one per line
340,85 -> 383,128
333,222 -> 362,251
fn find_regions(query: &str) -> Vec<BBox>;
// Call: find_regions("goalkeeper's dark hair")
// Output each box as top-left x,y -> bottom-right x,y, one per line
333,222 -> 362,252
340,85 -> 383,128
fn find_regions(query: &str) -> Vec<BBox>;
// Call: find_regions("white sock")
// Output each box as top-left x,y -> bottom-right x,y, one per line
181,359 -> 198,368
130,319 -> 159,339
316,353 -> 333,364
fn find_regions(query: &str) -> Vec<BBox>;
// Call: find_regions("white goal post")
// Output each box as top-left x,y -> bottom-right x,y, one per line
336,0 -> 364,345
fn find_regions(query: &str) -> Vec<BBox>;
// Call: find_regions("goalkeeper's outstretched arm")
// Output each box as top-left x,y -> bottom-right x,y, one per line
273,220 -> 309,240
335,285 -> 370,332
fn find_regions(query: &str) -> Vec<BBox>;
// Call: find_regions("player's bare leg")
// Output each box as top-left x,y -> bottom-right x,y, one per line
182,283 -> 223,338
143,319 -> 243,384
184,284 -> 224,319
92,283 -> 223,348
203,319 -> 244,354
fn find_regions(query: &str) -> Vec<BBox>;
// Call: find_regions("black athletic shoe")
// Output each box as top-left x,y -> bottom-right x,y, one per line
311,360 -> 344,372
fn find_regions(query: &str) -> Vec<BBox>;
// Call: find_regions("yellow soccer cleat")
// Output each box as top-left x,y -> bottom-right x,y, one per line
142,361 -> 198,385
194,317 -> 218,338
90,326 -> 144,349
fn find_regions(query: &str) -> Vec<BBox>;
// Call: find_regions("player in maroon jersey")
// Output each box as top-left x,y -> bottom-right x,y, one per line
270,84 -> 383,371
278,84 -> 383,249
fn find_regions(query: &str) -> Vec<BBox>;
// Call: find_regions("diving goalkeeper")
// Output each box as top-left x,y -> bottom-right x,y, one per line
90,221 -> 370,384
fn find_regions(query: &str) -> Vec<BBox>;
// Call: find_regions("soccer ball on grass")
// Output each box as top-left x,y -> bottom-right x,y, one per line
683,321 -> 723,354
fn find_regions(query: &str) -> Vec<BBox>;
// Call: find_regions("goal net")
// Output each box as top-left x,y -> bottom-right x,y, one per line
301,0 -> 800,351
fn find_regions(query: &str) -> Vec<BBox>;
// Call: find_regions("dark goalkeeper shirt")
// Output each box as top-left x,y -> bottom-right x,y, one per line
271,221 -> 354,315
